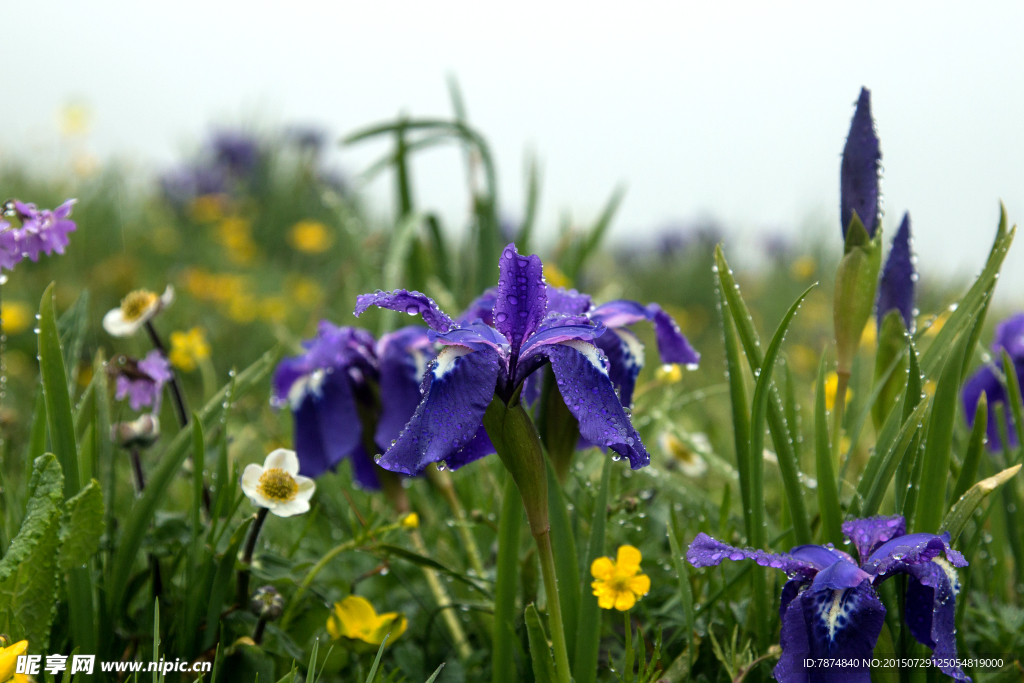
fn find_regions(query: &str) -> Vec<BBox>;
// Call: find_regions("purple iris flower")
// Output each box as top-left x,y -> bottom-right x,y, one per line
115,351 -> 173,412
876,212 -> 916,330
355,243 -> 653,475
963,313 -> 1024,450
688,515 -> 970,682
159,165 -> 228,207
208,130 -> 261,176
0,200 -> 78,271
272,322 -> 435,488
841,87 -> 881,238
459,282 -> 699,409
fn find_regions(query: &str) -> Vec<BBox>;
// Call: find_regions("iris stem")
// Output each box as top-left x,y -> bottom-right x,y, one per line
535,528 -> 572,683
623,609 -> 634,683
236,507 -> 269,605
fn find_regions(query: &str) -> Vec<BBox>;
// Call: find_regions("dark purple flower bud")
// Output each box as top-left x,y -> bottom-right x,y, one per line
841,87 -> 881,238
876,212 -> 916,330
208,130 -> 261,175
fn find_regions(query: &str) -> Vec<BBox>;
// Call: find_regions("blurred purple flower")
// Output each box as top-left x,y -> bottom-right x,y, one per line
876,212 -> 916,330
841,87 -> 881,238
285,125 -> 328,154
688,515 -> 970,682
159,166 -> 227,206
272,322 -> 435,488
208,130 -> 261,175
963,313 -> 1024,450
115,351 -> 172,412
0,199 -> 78,271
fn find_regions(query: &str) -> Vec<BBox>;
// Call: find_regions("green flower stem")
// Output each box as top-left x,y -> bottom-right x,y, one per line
411,528 -> 474,661
623,609 -> 634,683
426,464 -> 486,577
535,528 -> 573,683
281,521 -> 401,628
236,507 -> 269,605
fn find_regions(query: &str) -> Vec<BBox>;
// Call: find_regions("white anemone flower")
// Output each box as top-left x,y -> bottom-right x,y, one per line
659,431 -> 708,478
103,285 -> 175,337
241,449 -> 315,517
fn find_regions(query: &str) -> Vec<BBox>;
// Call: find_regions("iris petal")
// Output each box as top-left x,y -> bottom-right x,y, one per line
841,515 -> 906,563
686,534 -> 840,579
494,244 -> 547,355
593,328 -> 645,407
292,371 -> 361,478
840,87 -> 881,238
355,289 -> 456,333
377,346 -> 501,475
903,558 -> 969,681
444,426 -> 497,470
375,327 -> 434,450
864,532 -> 967,575
876,213 -> 915,330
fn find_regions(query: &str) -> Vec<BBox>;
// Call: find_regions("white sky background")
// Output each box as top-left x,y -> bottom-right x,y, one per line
3,1 -> 1023,301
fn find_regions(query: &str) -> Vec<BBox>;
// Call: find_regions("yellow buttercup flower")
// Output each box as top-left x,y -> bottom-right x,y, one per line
824,372 -> 853,412
0,639 -> 29,682
217,217 -> 258,265
327,595 -> 407,645
591,545 -> 650,611
401,513 -> 419,529
169,327 -> 211,372
543,263 -> 571,289
288,220 -> 334,253
1,302 -> 32,335
286,276 -> 324,307
190,194 -> 227,223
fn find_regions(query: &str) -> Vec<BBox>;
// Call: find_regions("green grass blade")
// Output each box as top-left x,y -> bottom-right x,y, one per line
861,399 -> 930,517
942,465 -> 1022,543
918,214 -> 1014,378
525,604 -> 557,683
784,362 -> 802,463
573,455 -> 612,683
424,663 -> 446,683
718,285 -> 752,541
951,393 -> 989,504
814,352 -> 843,546
715,247 -> 812,544
107,347 -> 280,613
915,331 -> 970,533
517,152 -> 541,254
38,283 -> 80,496
364,634 -> 390,683
492,474 -> 523,683
545,458 -> 579,664
667,511 -> 695,676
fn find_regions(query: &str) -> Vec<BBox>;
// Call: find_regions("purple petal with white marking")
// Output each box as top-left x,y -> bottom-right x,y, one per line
800,581 -> 885,679
545,285 -> 592,316
864,532 -> 967,576
686,533 -> 836,579
593,328 -> 645,407
493,243 -> 547,354
432,322 -> 509,353
590,300 -> 649,327
903,559 -> 969,681
842,515 -> 906,563
877,213 -> 915,330
375,326 -> 435,451
841,87 -> 881,238
292,370 -> 362,479
540,341 -> 648,468
518,315 -> 604,362
355,289 -> 456,332
377,346 -> 501,475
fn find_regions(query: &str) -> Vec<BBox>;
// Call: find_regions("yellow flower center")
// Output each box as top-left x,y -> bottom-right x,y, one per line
257,468 -> 298,502
120,290 -> 158,321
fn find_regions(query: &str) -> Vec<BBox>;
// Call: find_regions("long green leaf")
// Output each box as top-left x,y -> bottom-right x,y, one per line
573,456 -> 611,683
718,290 -> 752,542
915,331 -> 970,533
941,465 -> 1022,542
492,475 -> 523,683
814,353 -> 843,546
203,516 -> 252,651
1001,351 -> 1024,463
861,399 -> 930,517
525,604 -> 557,683
38,283 -> 80,496
667,511 -> 695,676
107,347 -> 280,613
951,393 -> 989,504
364,634 -> 390,683
546,458 -> 579,663
715,247 -> 812,544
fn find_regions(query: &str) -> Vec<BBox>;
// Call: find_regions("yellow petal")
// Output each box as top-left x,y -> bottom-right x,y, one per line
590,556 -> 614,580
0,640 -> 28,682
370,612 -> 408,644
334,595 -> 379,639
628,573 -> 651,597
614,590 -> 637,611
597,591 -> 617,610
615,545 -> 642,573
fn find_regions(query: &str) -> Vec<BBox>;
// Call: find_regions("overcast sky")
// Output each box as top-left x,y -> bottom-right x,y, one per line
4,1 -> 1023,300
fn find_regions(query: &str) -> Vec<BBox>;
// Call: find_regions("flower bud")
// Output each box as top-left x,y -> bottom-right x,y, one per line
833,216 -> 883,375
111,413 -> 161,449
250,585 -> 284,622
